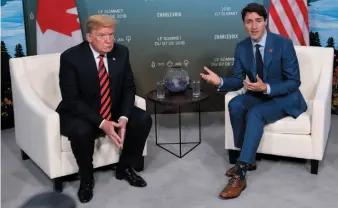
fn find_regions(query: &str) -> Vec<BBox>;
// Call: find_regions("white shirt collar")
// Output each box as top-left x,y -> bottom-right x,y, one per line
89,43 -> 106,59
251,30 -> 267,48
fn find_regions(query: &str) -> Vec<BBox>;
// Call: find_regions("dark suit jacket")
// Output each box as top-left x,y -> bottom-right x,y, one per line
218,32 -> 307,118
56,41 -> 136,137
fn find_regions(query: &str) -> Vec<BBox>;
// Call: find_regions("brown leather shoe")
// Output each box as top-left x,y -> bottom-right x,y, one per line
225,162 -> 257,177
219,176 -> 247,199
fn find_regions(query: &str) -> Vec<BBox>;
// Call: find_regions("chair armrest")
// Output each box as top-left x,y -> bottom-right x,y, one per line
311,58 -> 333,160
10,58 -> 62,179
225,88 -> 246,105
224,88 -> 245,150
135,95 -> 146,111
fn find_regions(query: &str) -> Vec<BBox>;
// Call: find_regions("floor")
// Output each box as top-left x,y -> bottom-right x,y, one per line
1,112 -> 338,208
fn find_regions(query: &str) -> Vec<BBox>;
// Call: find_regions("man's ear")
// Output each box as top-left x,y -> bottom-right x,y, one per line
86,33 -> 91,42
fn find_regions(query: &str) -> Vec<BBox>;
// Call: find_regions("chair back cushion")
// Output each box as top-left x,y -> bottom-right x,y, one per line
21,53 -> 62,110
295,46 -> 323,100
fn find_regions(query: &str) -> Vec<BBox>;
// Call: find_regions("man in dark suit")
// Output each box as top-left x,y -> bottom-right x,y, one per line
56,15 -> 152,203
201,3 -> 307,199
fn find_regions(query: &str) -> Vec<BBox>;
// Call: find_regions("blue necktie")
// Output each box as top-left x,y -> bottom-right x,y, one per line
255,44 -> 263,79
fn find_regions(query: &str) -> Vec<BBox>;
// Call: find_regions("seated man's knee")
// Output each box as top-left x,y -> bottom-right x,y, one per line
141,111 -> 152,129
228,97 -> 245,114
70,120 -> 96,139
246,107 -> 263,121
132,108 -> 152,131
147,113 -> 152,127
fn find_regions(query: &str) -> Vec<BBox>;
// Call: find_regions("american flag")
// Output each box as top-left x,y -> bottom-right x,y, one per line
268,0 -> 309,46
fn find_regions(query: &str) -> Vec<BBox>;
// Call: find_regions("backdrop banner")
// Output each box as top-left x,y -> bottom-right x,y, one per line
22,0 -> 264,112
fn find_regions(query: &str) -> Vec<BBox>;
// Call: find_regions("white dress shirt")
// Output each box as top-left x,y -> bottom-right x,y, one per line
89,44 -> 128,128
251,30 -> 267,61
251,30 -> 271,94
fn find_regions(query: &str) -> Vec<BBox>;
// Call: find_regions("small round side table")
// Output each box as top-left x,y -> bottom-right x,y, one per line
147,89 -> 209,158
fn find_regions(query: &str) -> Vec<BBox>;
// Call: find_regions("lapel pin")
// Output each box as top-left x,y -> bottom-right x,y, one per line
113,57 -> 116,60
269,49 -> 273,53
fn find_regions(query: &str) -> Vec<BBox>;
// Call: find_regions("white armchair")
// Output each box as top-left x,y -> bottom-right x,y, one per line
224,46 -> 334,174
9,53 -> 148,192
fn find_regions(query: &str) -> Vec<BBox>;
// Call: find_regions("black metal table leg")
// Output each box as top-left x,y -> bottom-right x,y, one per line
155,103 -> 202,158
178,106 -> 182,158
154,102 -> 158,145
199,103 -> 201,143
179,103 -> 201,158
148,89 -> 208,159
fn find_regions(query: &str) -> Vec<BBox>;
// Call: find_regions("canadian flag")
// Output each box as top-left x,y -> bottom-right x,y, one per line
36,0 -> 83,54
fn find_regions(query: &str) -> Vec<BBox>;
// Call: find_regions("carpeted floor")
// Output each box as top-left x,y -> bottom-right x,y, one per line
1,112 -> 338,208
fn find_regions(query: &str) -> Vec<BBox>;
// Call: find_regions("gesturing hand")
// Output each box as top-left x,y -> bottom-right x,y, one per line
200,67 -> 222,86
243,75 -> 267,92
101,121 -> 123,148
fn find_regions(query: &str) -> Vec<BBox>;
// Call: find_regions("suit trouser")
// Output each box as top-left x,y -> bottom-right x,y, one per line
228,93 -> 287,165
68,106 -> 152,180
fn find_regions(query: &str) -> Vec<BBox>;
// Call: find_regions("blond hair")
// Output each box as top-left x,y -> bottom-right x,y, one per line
86,14 -> 117,33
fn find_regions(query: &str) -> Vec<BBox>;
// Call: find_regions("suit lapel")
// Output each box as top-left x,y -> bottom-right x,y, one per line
107,48 -> 119,100
83,42 -> 100,95
264,32 -> 273,79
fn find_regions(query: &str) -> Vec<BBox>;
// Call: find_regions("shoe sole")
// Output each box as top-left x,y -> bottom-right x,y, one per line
219,184 -> 247,200
115,174 -> 147,187
225,166 -> 257,177
79,195 -> 93,203
116,174 -> 124,180
78,192 -> 93,203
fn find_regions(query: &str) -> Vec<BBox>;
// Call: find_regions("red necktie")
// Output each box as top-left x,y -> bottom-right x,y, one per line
98,55 -> 112,121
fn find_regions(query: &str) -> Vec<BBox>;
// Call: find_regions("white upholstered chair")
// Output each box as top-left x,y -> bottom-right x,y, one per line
224,46 -> 334,174
9,53 -> 148,191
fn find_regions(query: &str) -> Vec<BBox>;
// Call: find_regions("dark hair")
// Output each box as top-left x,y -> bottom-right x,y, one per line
241,3 -> 267,21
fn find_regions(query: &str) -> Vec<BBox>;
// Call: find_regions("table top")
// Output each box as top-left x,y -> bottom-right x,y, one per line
146,89 -> 209,106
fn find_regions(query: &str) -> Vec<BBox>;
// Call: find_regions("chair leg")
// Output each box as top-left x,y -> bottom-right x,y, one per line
311,160 -> 319,174
134,156 -> 144,172
111,163 -> 118,171
53,177 -> 64,193
228,150 -> 238,164
256,153 -> 263,161
20,149 -> 29,160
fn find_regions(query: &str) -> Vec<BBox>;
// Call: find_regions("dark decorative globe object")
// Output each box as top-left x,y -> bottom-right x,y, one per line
164,66 -> 190,93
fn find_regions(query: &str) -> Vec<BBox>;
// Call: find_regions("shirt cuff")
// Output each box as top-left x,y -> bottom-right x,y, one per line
119,116 -> 129,123
217,77 -> 224,89
99,120 -> 105,129
99,116 -> 129,129
264,84 -> 271,95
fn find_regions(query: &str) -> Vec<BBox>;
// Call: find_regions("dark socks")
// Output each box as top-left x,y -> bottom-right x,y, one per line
235,161 -> 250,180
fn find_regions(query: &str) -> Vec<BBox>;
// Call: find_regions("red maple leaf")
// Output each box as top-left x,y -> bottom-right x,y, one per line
36,0 -> 80,37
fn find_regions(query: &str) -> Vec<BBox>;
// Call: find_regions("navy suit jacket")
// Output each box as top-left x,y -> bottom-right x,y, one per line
218,32 -> 307,118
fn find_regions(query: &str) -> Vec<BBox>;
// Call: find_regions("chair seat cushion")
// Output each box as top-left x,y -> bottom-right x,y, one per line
61,135 -> 110,152
264,111 -> 311,135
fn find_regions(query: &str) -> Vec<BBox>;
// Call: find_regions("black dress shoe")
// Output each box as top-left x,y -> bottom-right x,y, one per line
115,167 -> 147,187
77,179 -> 94,203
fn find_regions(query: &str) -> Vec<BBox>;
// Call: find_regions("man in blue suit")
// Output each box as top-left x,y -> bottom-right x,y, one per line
201,3 -> 307,199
